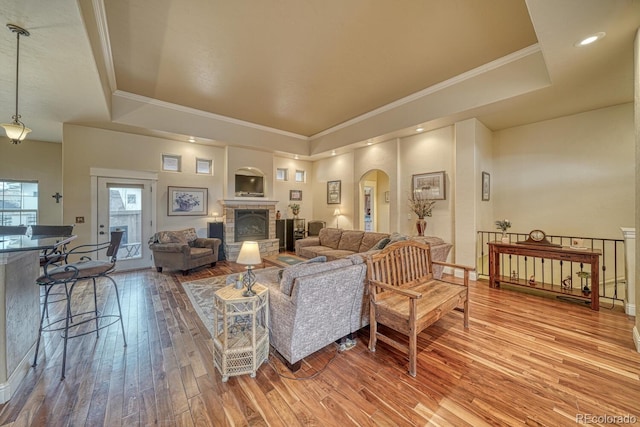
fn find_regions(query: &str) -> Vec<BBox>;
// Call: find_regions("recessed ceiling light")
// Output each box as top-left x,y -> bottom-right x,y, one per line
367,140 -> 373,146
331,150 -> 336,156
188,136 -> 196,143
294,155 -> 299,160
575,32 -> 605,47
416,127 -> 424,132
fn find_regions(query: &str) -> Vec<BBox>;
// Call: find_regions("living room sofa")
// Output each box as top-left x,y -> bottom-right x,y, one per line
148,228 -> 221,275
295,228 -> 452,278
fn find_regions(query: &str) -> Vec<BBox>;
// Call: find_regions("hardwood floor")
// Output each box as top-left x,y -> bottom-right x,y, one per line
1,260 -> 638,426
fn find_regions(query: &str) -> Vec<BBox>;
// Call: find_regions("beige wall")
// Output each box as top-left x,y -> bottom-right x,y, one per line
273,156 -> 313,220
63,124 -> 226,246
634,28 -> 639,349
493,103 -> 634,239
398,126 -> 455,242
0,138 -> 63,225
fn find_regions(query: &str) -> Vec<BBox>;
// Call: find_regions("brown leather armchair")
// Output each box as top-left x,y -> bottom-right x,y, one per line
148,228 -> 221,275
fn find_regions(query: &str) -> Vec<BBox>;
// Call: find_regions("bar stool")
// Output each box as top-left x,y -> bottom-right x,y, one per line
33,230 -> 127,380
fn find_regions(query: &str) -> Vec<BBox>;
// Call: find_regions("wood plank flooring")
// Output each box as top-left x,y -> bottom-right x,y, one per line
0,260 -> 639,426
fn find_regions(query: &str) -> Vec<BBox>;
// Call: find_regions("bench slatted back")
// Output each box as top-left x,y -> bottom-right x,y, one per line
367,240 -> 434,299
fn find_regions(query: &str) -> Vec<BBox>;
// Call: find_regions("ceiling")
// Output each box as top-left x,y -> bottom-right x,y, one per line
0,0 -> 638,159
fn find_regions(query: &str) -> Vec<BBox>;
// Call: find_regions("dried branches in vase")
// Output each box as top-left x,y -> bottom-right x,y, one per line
408,192 -> 435,236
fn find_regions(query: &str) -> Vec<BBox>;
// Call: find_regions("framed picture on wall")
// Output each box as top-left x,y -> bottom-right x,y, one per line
327,180 -> 341,204
168,186 -> 208,216
482,171 -> 490,201
289,189 -> 302,201
412,171 -> 446,200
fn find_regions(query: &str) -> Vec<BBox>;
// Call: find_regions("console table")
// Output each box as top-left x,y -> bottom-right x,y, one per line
488,241 -> 601,310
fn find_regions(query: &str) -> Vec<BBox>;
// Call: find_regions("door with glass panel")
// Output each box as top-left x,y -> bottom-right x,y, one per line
97,177 -> 153,270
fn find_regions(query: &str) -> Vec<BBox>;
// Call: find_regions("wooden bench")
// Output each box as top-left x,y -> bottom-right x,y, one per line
366,240 -> 474,376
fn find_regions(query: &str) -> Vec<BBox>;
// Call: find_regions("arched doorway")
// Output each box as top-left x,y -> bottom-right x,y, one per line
359,169 -> 390,233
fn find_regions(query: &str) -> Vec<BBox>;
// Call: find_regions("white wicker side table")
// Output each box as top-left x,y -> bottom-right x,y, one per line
213,283 -> 269,382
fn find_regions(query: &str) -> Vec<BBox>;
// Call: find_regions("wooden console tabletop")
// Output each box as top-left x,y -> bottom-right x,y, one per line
488,241 -> 601,310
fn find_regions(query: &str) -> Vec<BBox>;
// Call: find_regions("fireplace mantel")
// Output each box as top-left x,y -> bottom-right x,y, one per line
221,199 -> 278,206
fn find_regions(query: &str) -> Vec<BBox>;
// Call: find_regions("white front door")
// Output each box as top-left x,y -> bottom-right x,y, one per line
97,177 -> 154,270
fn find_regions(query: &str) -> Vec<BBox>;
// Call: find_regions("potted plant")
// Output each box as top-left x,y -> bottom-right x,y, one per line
576,271 -> 591,295
495,219 -> 511,243
408,192 -> 436,236
288,203 -> 300,218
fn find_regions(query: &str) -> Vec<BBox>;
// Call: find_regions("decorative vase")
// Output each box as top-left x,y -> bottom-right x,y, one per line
276,210 -> 281,220
501,233 -> 510,243
292,209 -> 299,218
416,218 -> 427,236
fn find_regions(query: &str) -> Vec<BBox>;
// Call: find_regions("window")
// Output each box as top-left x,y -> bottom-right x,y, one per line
0,180 -> 38,226
196,158 -> 212,175
162,154 -> 182,172
295,170 -> 306,183
276,168 -> 288,181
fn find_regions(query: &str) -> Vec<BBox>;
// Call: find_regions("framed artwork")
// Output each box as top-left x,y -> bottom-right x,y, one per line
196,158 -> 212,175
289,189 -> 302,201
327,180 -> 341,204
482,171 -> 490,201
168,186 -> 208,216
384,191 -> 390,203
412,171 -> 446,200
162,154 -> 181,172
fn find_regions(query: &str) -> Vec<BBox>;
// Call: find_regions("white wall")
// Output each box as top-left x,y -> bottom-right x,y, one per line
0,138 -> 63,225
493,103 -> 634,239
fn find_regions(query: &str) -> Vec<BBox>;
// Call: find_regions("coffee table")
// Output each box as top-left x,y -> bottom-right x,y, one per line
263,254 -> 306,268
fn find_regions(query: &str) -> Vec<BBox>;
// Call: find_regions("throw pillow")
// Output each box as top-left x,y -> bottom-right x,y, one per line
372,237 -> 391,250
389,232 -> 408,243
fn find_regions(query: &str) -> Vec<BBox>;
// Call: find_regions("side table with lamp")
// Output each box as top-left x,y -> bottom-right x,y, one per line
213,241 -> 269,381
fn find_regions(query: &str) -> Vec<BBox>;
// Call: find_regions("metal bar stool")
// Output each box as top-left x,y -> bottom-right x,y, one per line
33,230 -> 127,380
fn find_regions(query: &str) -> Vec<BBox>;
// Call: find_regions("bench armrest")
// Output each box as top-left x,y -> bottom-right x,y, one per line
368,279 -> 422,299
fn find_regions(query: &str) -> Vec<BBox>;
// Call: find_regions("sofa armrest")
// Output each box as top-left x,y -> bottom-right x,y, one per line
149,243 -> 190,255
193,237 -> 221,250
295,237 -> 320,255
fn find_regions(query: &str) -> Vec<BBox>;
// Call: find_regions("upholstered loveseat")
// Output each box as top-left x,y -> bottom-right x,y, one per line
295,228 -> 453,278
148,228 -> 221,275
226,255 -> 368,369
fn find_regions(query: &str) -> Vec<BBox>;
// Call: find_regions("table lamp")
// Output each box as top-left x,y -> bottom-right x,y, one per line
236,241 -> 262,296
333,208 -> 341,228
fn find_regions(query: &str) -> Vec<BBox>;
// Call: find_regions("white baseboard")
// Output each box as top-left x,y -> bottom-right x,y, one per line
626,303 -> 636,317
0,342 -> 35,404
634,326 -> 640,353
446,267 -> 477,281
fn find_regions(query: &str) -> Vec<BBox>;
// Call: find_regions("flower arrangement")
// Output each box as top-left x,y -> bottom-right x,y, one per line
174,192 -> 200,211
495,219 -> 511,233
408,192 -> 436,219
288,203 -> 300,211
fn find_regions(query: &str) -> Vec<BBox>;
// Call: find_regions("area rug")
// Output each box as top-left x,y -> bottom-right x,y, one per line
182,267 -> 281,336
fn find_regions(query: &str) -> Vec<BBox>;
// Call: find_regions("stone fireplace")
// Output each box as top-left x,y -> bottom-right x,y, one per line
221,200 -> 279,261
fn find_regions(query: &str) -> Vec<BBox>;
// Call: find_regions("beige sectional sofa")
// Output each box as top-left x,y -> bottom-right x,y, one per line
295,227 -> 453,278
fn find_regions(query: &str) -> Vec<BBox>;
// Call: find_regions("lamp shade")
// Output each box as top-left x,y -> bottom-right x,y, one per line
333,209 -> 341,216
1,122 -> 31,142
236,241 -> 262,265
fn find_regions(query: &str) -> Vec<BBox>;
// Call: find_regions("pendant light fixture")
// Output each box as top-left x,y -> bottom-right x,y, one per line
1,24 -> 31,144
